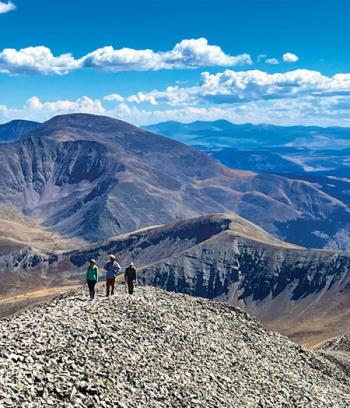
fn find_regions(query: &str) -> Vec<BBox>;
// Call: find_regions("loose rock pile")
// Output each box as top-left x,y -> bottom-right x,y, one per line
317,334 -> 350,378
0,285 -> 349,407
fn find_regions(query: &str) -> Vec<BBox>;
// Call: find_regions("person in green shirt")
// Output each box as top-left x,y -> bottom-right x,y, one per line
86,259 -> 99,300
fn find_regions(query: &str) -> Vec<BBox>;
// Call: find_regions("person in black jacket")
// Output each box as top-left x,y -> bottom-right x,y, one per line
124,262 -> 137,295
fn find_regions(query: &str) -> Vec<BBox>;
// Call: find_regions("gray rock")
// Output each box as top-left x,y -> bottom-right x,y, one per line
0,285 -> 349,407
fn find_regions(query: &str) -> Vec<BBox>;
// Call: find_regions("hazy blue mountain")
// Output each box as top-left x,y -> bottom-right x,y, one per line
206,148 -> 305,173
0,113 -> 350,249
144,120 -> 350,150
0,120 -> 40,143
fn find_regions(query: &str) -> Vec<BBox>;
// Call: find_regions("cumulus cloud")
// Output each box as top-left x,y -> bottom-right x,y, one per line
199,69 -> 350,102
0,1 -> 15,14
104,93 -> 124,103
0,96 -> 105,122
126,86 -> 200,106
123,69 -> 350,106
25,96 -> 105,115
283,52 -> 299,63
0,39 -> 252,75
81,38 -> 252,71
0,46 -> 79,75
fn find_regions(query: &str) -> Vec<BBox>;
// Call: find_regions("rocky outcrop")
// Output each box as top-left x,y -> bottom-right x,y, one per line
0,113 -> 349,248
0,285 -> 350,407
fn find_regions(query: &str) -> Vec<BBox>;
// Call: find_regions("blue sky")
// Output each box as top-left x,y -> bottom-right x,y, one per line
1,0 -> 350,126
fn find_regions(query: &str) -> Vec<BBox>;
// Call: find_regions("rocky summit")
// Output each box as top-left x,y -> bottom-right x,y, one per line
0,285 -> 350,407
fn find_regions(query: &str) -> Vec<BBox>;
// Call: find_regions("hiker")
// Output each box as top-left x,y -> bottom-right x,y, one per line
86,259 -> 98,300
104,255 -> 121,296
124,262 -> 137,295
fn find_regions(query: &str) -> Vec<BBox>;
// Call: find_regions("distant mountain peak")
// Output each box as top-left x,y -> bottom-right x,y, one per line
0,119 -> 40,143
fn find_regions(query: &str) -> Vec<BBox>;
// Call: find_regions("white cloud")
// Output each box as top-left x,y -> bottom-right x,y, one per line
0,46 -> 79,75
0,1 -> 15,14
0,96 -> 106,121
161,38 -> 252,68
81,38 -> 252,71
0,39 -> 252,75
25,96 -> 105,115
104,93 -> 124,103
126,86 -> 200,106
124,69 -> 350,106
283,52 -> 299,63
265,58 -> 279,65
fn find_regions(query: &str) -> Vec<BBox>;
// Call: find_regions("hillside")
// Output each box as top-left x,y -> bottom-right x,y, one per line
0,205 -> 83,254
0,285 -> 349,407
0,113 -> 349,249
0,205 -> 84,302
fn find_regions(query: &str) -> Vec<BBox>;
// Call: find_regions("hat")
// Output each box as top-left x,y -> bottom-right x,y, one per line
90,259 -> 96,264
109,254 -> 116,260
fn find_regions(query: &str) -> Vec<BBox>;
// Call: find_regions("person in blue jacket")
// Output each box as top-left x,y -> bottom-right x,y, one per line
104,255 -> 121,296
86,259 -> 98,300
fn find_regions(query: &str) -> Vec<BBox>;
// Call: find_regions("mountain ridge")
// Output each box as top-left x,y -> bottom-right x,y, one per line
144,120 -> 350,150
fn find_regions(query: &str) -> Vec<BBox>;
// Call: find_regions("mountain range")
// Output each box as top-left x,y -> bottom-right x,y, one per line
0,114 -> 349,250
144,120 -> 350,150
145,120 -> 350,182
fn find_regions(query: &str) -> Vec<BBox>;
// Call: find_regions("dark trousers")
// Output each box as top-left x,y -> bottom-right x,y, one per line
127,280 -> 134,295
87,280 -> 97,299
106,277 -> 116,296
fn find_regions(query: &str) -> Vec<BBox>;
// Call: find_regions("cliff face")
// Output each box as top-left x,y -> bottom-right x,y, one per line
0,285 -> 349,407
138,233 -> 350,345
